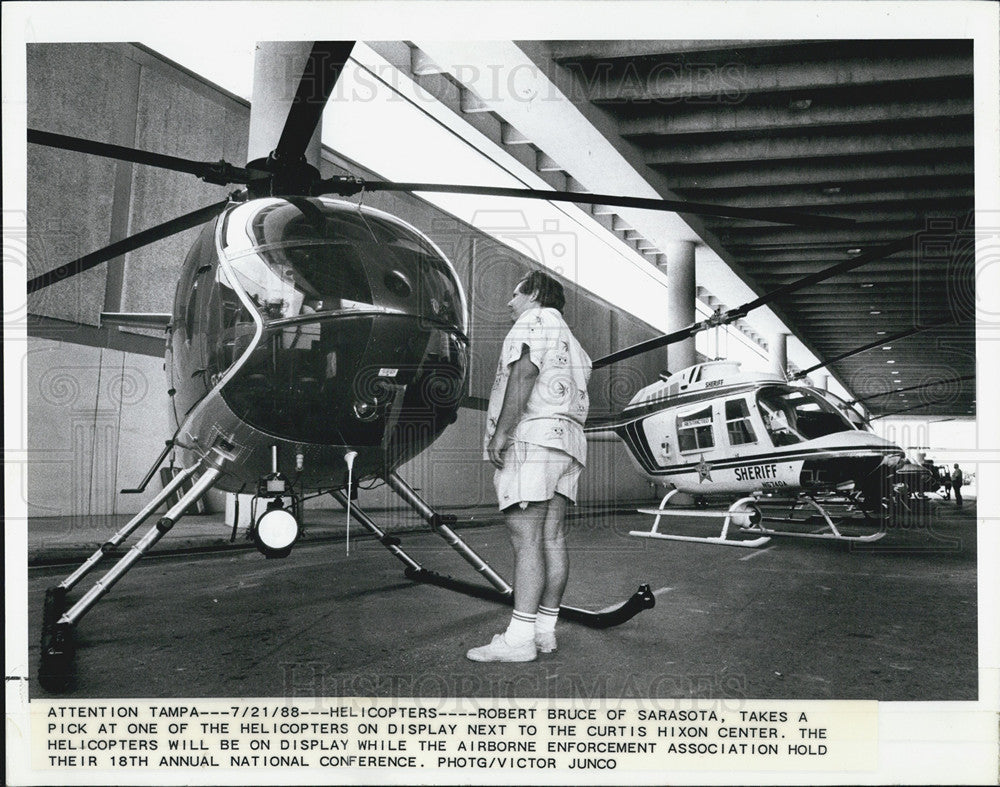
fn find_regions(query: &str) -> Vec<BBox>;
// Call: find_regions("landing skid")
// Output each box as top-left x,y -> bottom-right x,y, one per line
749,495 -> 886,543
341,473 -> 655,629
630,490 -> 885,547
38,457 -> 653,692
632,490 -> 771,548
404,569 -> 655,629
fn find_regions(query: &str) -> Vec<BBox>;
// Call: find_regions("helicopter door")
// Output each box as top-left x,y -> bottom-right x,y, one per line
170,230 -> 217,415
723,397 -> 759,456
640,411 -> 677,468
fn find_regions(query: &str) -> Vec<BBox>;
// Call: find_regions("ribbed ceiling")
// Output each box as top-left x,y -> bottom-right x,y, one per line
546,38 -> 975,418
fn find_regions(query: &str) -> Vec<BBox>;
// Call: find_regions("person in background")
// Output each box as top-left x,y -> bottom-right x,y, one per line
922,457 -> 939,497
951,463 -> 964,508
941,465 -> 952,500
467,271 -> 591,663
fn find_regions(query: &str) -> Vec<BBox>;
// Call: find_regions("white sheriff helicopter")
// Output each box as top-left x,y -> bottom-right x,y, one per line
588,360 -> 909,548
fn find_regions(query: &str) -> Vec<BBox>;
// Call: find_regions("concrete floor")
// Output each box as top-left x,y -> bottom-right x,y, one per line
27,497 -> 978,700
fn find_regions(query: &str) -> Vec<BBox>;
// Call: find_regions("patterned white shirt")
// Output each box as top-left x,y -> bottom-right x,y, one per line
484,306 -> 592,465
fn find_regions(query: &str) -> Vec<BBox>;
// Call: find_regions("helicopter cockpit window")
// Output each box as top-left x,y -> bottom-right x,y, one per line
725,398 -> 757,446
756,386 -> 854,446
224,202 -> 466,333
677,406 -> 716,453
817,390 -> 868,430
213,265 -> 259,371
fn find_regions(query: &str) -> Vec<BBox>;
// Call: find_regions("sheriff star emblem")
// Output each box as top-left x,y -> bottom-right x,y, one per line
696,455 -> 713,483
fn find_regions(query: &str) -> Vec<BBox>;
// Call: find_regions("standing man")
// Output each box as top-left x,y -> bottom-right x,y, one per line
467,271 -> 592,663
951,463 -> 964,508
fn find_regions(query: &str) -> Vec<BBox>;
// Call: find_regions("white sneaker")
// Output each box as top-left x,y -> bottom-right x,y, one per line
535,631 -> 557,653
466,634 -> 536,662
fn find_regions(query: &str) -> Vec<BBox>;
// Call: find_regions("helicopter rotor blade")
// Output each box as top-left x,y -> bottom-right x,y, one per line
591,230 -> 938,370
851,373 -> 975,406
26,199 -> 230,294
324,178 -> 855,229
735,234 -> 917,316
868,392 -> 974,421
27,129 -> 254,186
791,318 -> 956,380
592,325 -> 697,370
273,41 -> 356,164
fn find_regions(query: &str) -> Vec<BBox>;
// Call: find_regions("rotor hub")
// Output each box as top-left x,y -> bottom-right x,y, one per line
245,155 -> 321,198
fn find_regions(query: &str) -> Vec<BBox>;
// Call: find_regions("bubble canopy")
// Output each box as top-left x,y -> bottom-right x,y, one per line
220,197 -> 468,335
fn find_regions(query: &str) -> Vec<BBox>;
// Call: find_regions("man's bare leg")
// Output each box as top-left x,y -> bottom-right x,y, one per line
466,502 -> 547,661
465,503 -> 548,661
540,493 -> 569,609
534,494 -> 568,652
505,501 -> 548,615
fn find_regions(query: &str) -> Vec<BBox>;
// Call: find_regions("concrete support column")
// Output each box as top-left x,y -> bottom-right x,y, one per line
660,240 -> 697,373
770,332 -> 788,380
248,42 -> 324,167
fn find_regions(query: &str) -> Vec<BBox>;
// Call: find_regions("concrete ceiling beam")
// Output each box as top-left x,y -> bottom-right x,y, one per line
757,274 -> 961,285
776,303 -> 959,314
548,40 -> 802,60
620,97 -> 973,137
736,246 -> 960,263
674,184 -> 972,210
410,46 -> 445,76
718,225 -> 962,245
665,156 -> 973,189
499,121 -> 531,145
749,259 -> 943,274
536,151 -> 562,171
642,130 -> 973,166
704,204 -> 972,227
459,87 -> 490,114
584,54 -> 973,103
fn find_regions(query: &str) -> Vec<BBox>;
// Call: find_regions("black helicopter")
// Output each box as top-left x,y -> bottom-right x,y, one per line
28,41 -> 941,690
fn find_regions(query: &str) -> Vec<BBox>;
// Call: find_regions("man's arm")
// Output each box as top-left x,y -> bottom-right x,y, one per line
487,346 -> 539,469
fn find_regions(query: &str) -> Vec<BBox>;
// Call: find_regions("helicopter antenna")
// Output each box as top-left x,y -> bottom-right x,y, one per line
351,188 -> 381,243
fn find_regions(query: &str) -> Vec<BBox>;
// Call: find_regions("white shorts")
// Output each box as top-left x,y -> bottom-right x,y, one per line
493,440 -> 583,511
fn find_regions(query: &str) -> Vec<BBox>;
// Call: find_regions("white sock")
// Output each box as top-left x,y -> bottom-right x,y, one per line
536,605 -> 559,634
505,611 -> 536,645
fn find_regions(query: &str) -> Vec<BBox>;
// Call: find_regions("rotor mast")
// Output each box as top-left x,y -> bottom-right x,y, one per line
663,240 -> 697,372
246,41 -> 356,197
248,42 -> 325,168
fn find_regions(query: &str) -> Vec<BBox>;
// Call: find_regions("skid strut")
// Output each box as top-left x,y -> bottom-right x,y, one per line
382,471 -> 654,628
59,464 -> 200,594
39,463 -> 201,662
39,459 -> 224,691
385,472 -> 512,594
